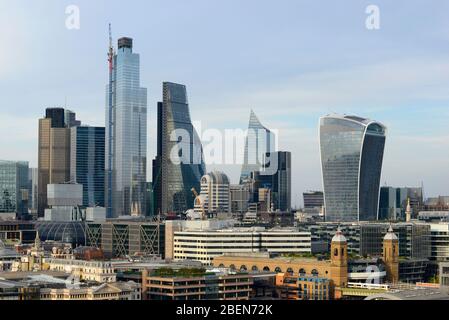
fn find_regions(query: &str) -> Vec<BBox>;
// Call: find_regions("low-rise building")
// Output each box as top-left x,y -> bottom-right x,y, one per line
173,227 -> 311,265
214,227 -> 400,299
0,239 -> 21,271
142,268 -> 253,300
85,219 -> 165,259
46,258 -> 116,283
40,281 -> 140,300
0,221 -> 36,245
275,273 -> 330,300
429,223 -> 449,263
439,261 -> 449,287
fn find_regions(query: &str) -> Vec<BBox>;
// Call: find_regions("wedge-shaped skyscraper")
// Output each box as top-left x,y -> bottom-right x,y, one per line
319,114 -> 386,222
240,110 -> 276,184
152,82 -> 206,216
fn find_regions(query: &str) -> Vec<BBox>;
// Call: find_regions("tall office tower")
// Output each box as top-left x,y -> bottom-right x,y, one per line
38,108 -> 78,216
303,191 -> 324,210
396,187 -> 423,217
70,126 -> 105,207
379,186 -> 423,220
152,82 -> 206,216
194,171 -> 231,216
65,110 -> 81,128
230,184 -> 250,215
152,102 -> 163,216
145,182 -> 154,217
240,110 -> 276,184
319,114 -> 386,222
28,168 -> 38,217
266,151 -> 291,212
105,37 -> 147,218
249,151 -> 292,212
379,186 -> 397,220
45,108 -> 65,128
0,160 -> 29,219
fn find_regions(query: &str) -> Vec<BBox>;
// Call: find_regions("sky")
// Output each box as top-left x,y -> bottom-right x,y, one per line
0,0 -> 448,208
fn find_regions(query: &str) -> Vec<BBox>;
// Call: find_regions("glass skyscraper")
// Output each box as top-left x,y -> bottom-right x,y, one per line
270,151 -> 291,212
251,151 -> 292,212
106,37 -> 147,218
152,82 -> 205,215
0,160 -> 29,218
319,114 -> 386,222
240,110 -> 275,184
71,126 -> 105,208
38,108 -> 78,216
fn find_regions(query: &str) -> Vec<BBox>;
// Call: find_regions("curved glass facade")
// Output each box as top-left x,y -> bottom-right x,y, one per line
320,115 -> 386,222
153,82 -> 206,215
35,221 -> 86,247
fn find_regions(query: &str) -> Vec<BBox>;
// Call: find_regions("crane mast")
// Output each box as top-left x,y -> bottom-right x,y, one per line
106,23 -> 114,217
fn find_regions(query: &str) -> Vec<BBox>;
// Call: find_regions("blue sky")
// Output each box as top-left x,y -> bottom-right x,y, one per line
1,0 -> 448,207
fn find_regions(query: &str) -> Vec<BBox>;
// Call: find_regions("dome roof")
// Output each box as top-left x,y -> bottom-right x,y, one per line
332,227 -> 347,243
202,171 -> 230,185
384,225 -> 398,241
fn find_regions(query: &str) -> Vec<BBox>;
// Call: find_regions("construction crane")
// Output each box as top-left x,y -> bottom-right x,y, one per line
191,188 -> 207,220
106,23 -> 114,217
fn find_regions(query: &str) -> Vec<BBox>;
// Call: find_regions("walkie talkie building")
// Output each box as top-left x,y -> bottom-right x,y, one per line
319,114 -> 386,222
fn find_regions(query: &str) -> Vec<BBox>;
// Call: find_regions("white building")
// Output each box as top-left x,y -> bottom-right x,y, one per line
47,184 -> 83,207
194,172 -> 231,217
45,258 -> 116,283
429,223 -> 449,262
86,207 -> 106,222
40,281 -> 140,300
172,227 -> 312,265
45,184 -> 84,221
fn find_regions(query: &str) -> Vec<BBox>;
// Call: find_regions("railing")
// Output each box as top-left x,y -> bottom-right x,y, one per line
346,282 -> 390,290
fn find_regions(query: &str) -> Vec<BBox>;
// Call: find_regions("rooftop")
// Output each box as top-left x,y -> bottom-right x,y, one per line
365,287 -> 449,300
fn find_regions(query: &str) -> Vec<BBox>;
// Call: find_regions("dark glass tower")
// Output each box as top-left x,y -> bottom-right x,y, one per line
270,151 -> 291,212
152,82 -> 206,216
70,126 -> 105,207
253,151 -> 292,212
45,108 -> 65,128
319,114 -> 386,222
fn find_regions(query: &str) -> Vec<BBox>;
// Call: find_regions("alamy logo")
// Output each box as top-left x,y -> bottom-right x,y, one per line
366,5 -> 380,30
65,5 -> 80,30
169,123 -> 279,174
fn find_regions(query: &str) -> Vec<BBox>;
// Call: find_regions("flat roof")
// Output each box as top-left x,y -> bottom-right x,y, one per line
365,287 -> 449,300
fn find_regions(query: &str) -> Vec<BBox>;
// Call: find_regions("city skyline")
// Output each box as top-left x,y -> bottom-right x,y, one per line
1,1 -> 449,208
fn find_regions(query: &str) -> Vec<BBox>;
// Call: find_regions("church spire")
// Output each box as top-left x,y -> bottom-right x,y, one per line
405,198 -> 412,222
34,230 -> 42,250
